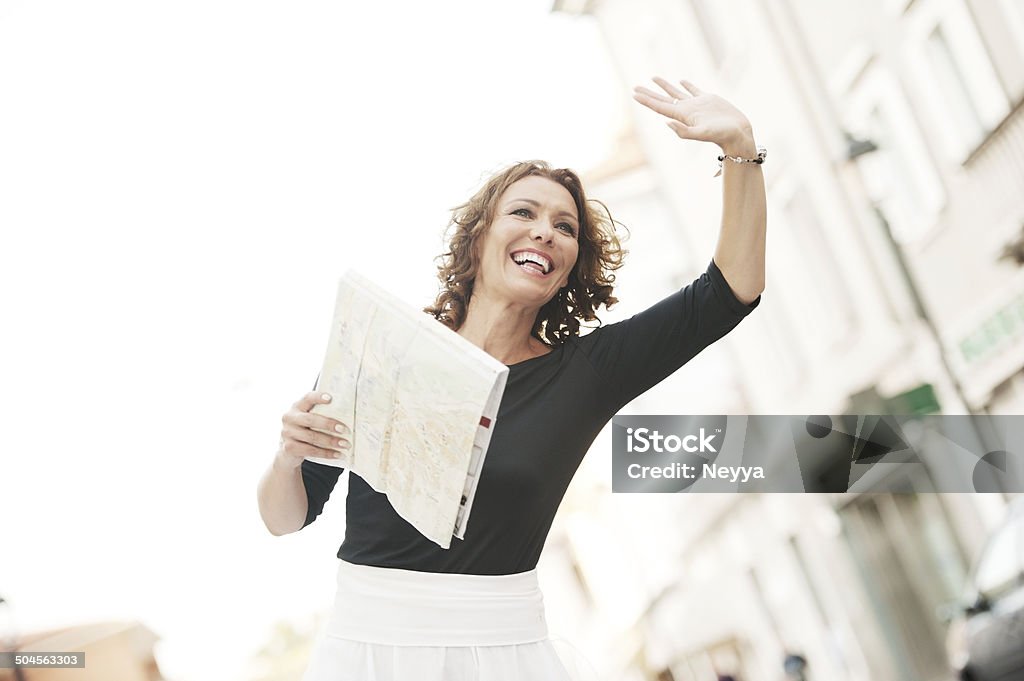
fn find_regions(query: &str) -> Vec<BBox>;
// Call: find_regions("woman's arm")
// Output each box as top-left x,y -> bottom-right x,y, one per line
714,129 -> 766,305
258,390 -> 349,535
258,456 -> 310,536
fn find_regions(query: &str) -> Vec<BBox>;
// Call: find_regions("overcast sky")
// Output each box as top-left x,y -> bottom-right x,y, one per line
0,1 -> 625,679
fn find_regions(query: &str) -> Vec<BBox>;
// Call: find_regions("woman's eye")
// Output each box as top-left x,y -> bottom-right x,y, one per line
512,208 -> 575,236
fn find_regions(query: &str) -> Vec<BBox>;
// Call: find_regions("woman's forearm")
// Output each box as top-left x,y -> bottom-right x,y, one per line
713,129 -> 767,305
257,455 -> 309,536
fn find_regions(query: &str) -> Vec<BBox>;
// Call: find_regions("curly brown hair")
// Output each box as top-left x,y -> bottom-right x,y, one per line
423,160 -> 628,346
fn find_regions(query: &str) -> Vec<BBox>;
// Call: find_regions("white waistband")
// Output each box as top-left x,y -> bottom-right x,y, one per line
324,560 -> 550,646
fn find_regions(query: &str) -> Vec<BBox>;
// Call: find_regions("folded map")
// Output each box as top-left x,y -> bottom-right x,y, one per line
305,270 -> 509,549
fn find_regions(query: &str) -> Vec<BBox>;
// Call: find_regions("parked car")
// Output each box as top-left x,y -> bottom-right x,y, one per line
944,498 -> 1024,681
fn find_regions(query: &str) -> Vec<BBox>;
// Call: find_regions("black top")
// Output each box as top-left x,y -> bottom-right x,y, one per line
300,259 -> 759,575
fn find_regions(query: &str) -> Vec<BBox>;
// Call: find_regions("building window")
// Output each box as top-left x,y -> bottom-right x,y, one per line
972,515 -> 1024,600
905,0 -> 1010,163
865,104 -> 934,241
926,25 -> 985,147
845,65 -> 946,243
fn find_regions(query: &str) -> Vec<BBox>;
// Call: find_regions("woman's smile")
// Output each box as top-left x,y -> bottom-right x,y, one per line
509,249 -> 554,277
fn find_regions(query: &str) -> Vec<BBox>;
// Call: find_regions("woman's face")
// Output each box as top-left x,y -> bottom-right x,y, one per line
474,175 -> 580,310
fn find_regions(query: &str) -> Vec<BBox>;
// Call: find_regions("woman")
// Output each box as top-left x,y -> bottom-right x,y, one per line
257,77 -> 766,680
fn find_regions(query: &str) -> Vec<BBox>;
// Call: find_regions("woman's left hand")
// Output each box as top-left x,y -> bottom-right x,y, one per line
632,77 -> 753,154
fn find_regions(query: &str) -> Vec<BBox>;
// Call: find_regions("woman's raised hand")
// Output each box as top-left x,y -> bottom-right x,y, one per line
632,77 -> 753,152
276,392 -> 351,469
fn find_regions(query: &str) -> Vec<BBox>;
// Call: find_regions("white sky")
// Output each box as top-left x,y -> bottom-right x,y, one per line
0,1 -> 625,679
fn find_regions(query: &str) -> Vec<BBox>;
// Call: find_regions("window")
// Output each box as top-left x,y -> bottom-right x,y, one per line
904,0 -> 1010,162
973,515 -> 1024,599
864,104 -> 935,240
925,25 -> 985,146
844,65 -> 946,243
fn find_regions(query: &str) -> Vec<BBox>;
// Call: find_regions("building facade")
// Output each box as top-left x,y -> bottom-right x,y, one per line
544,0 -> 1024,679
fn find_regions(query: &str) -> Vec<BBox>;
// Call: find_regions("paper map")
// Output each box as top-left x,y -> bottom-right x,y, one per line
305,270 -> 509,548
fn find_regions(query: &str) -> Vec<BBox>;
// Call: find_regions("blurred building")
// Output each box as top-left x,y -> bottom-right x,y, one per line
0,620 -> 162,681
545,0 -> 1024,679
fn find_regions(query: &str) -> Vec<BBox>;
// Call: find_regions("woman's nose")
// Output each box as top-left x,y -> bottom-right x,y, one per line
530,219 -> 556,242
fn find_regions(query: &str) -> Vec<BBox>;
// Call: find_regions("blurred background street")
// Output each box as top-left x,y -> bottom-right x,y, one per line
2,0 -> 1023,679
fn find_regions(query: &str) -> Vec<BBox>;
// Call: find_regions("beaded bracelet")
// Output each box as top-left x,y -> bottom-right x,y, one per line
714,146 -> 767,177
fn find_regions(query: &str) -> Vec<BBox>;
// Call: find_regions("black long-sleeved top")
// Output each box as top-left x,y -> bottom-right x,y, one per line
299,259 -> 759,575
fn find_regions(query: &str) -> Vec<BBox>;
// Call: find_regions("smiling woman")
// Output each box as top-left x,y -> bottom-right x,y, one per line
260,77 -> 767,681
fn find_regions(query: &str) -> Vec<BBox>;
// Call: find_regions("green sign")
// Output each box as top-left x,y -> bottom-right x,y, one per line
959,293 -> 1024,364
884,383 -> 940,416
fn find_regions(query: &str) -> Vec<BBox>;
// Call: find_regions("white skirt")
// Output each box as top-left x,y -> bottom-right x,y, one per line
301,559 -> 599,681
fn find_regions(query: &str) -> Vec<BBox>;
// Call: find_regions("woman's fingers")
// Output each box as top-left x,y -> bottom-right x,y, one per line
279,391 -> 353,461
633,77 -> 712,141
287,392 -> 350,434
295,390 -> 333,413
287,409 -> 350,435
634,77 -> 704,113
679,79 -> 704,96
633,84 -> 672,104
279,422 -> 350,460
282,423 -> 350,455
279,437 -> 346,461
632,88 -> 678,118
652,76 -> 690,101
